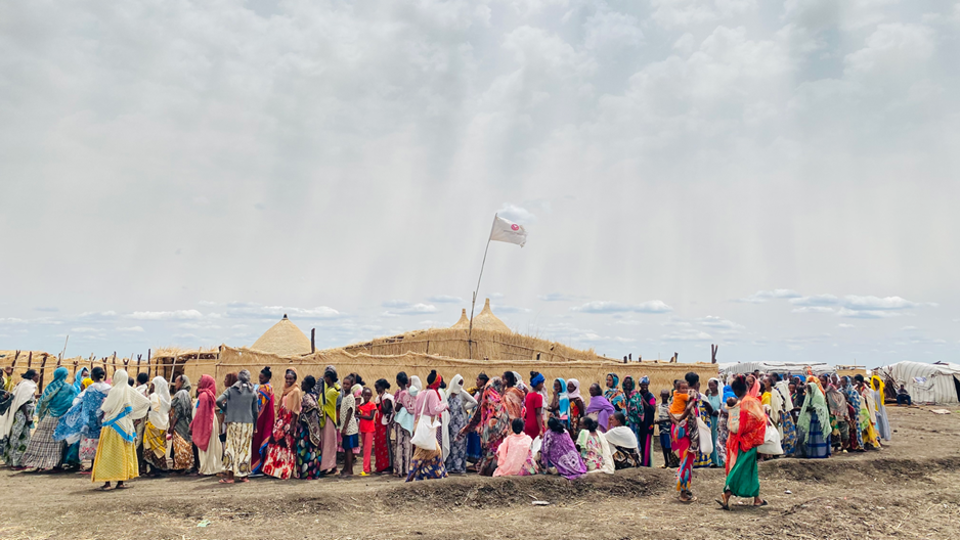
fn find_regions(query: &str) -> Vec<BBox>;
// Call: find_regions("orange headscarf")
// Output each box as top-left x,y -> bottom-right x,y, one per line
726,376 -> 767,474
279,368 -> 303,414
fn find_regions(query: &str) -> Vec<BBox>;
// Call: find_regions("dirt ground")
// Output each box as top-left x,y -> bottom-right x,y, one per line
1,406 -> 959,540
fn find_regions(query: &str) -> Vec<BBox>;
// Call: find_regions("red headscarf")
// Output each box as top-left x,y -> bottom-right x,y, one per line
190,374 -> 217,452
428,373 -> 443,399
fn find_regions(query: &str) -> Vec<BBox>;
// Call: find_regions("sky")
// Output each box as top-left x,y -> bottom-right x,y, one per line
1,0 -> 958,367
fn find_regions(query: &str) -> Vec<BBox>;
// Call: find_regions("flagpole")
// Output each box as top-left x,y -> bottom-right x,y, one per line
468,214 -> 498,360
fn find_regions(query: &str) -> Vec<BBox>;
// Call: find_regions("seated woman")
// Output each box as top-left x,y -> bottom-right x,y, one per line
605,412 -> 641,469
493,418 -> 536,477
576,417 -> 614,474
540,417 -> 587,480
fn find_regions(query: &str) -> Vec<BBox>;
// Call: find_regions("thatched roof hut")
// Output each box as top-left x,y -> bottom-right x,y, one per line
470,298 -> 512,333
451,309 -> 470,329
250,315 -> 312,357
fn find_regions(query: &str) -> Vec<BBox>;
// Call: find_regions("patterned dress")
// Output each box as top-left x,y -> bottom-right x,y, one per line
1,405 -> 33,467
296,393 -> 323,480
777,388 -> 798,455
22,416 -> 65,470
374,393 -> 393,473
262,405 -> 298,480
693,398 -> 713,468
843,385 -> 865,449
444,393 -> 468,474
223,422 -> 254,477
463,386 -> 510,476
577,431 -> 604,471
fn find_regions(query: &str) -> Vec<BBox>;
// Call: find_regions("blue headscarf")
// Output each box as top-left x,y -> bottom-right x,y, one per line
73,366 -> 90,394
555,378 -> 569,422
530,373 -> 545,388
36,367 -> 78,421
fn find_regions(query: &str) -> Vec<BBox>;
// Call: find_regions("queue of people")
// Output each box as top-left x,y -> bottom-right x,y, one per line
0,365 -> 894,507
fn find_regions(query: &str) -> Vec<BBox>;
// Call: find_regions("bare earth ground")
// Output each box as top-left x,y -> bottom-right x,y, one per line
1,407 -> 959,540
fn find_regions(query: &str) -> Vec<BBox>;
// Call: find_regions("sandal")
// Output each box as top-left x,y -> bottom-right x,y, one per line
116,484 -> 131,490
753,499 -> 768,507
715,499 -> 730,511
218,478 -> 234,484
98,484 -> 114,491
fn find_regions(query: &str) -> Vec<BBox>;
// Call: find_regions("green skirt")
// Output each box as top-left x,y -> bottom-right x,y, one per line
724,447 -> 760,498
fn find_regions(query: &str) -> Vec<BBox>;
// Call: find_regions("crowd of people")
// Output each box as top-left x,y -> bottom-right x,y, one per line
0,364 -> 895,507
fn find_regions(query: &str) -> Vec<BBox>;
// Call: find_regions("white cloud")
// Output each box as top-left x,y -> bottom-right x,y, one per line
837,323 -> 856,328
791,306 -> 836,314
381,301 -> 438,315
117,326 -> 145,332
837,308 -> 901,319
584,10 -> 643,51
842,295 -> 918,311
572,300 -> 673,314
128,310 -> 204,321
661,329 -> 713,342
496,203 -> 537,224
426,295 -> 464,304
738,289 -> 802,303
789,294 -> 840,306
223,304 -> 341,320
538,292 -> 578,302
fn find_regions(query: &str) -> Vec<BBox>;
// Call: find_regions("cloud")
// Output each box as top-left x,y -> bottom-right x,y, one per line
737,289 -> 802,303
698,316 -> 745,333
789,294 -> 839,306
223,304 -> 341,320
571,300 -> 673,314
34,307 -> 59,312
381,301 -> 438,315
538,293 -> 578,302
117,326 -> 145,332
128,310 -> 204,321
490,303 -> 530,314
837,308 -> 902,319
426,295 -> 464,304
791,306 -> 836,314
841,295 -> 919,311
661,329 -> 713,342
496,203 -> 537,224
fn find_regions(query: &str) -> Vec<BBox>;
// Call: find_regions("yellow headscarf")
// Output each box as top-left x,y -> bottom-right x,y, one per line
870,375 -> 885,401
81,378 -> 93,390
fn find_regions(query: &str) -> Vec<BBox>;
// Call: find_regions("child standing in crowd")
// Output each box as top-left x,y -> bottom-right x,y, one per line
339,375 -> 358,477
357,388 -> 377,477
657,389 -> 673,468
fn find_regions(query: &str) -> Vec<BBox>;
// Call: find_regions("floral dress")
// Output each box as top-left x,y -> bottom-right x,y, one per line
577,431 -> 604,471
693,398 -> 713,468
262,404 -> 298,480
296,393 -> 323,480
444,393 -> 468,474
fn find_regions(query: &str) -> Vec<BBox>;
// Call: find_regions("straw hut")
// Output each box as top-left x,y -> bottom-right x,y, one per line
250,315 -> 313,357
470,298 -> 512,333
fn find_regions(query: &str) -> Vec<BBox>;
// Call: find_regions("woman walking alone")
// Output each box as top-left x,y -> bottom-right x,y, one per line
718,374 -> 767,509
92,369 -> 151,491
217,369 -> 259,484
22,367 -> 78,471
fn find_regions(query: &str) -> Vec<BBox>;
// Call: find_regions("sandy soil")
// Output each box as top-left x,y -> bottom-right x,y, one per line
1,406 -> 959,540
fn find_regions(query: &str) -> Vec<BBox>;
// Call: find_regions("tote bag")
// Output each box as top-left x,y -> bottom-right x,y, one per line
697,417 -> 714,456
411,395 -> 441,450
757,422 -> 783,455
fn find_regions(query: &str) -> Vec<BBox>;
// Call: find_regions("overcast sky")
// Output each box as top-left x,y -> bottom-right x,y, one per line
2,0 -> 958,367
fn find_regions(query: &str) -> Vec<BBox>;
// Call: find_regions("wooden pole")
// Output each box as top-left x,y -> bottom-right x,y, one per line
311,328 -> 316,354
468,214 -> 498,361
37,354 -> 48,394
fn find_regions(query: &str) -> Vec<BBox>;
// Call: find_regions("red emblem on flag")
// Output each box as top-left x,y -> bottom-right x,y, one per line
511,224 -> 519,231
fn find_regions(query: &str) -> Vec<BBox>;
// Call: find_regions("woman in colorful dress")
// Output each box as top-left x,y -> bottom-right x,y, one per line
705,378 -> 723,467
444,374 -> 471,474
636,377 -> 657,466
460,376 -> 510,476
548,377 -> 570,428
190,374 -> 222,476
670,373 -> 701,503
391,372 -> 414,477
540,417 -> 586,480
54,366 -> 110,470
22,366 -> 78,471
692,378 -> 716,469
168,374 -> 195,472
142,376 -> 171,473
263,368 -> 302,480
841,377 -> 865,451
91,369 -> 151,490
795,376 -> 831,458
576,417 -> 614,474
407,370 -> 448,481
296,376 -> 323,480
855,375 -> 882,449
0,369 -> 38,469
871,375 -> 892,441
622,377 -> 643,447
318,366 -> 341,476
774,376 -> 797,455
501,371 -> 525,422
217,369 -> 258,484
373,378 -> 394,474
62,367 -> 92,468
465,373 -> 488,468
251,367 -> 275,475
718,374 -> 767,509
604,373 -> 626,413
566,379 -> 585,437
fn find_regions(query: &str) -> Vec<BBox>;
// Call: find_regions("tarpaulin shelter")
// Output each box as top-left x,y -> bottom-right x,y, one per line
875,361 -> 960,405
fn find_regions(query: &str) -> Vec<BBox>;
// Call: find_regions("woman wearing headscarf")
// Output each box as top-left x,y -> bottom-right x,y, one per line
216,369 -> 259,484
142,376 -> 171,473
774,376 -> 797,455
54,366 -> 110,470
871,375 -> 891,441
523,372 -> 546,439
566,379 -> 585,437
500,371 -> 524,421
585,383 -> 616,432
407,370 -> 449,481
718,374 -> 767,509
460,376 -> 510,476
22,366 -> 78,470
250,367 -> 275,475
795,376 -> 831,459
705,378 -> 723,468
824,375 -> 850,452
717,375 -> 734,465
317,366 -> 341,476
465,373 -> 488,468
392,372 -> 415,478
692,377 -> 717,469
444,374 -> 471,474
635,377 -> 657,467
539,417 -> 587,480
0,370 -> 38,469
295,375 -> 322,479
262,368 -> 302,480
841,377 -> 865,451
548,377 -> 570,428
91,369 -> 152,490
167,374 -> 195,472
855,375 -> 881,449
604,373 -> 625,412
623,376 -> 642,446
191,374 -> 222,476
372,379 -> 395,474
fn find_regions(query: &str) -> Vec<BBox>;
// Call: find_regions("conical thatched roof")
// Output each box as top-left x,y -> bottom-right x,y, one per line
251,315 -> 312,356
471,298 -> 512,333
451,309 -> 470,329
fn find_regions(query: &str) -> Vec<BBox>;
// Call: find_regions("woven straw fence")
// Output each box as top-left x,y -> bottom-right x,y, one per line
172,345 -> 720,398
0,352 -> 154,394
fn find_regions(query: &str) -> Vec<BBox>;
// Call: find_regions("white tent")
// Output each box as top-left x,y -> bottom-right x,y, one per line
875,361 -> 960,405
720,361 -> 834,377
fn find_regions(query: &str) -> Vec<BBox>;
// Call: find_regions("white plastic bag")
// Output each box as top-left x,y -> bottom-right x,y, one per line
411,396 -> 441,450
697,417 -> 714,456
757,422 -> 783,455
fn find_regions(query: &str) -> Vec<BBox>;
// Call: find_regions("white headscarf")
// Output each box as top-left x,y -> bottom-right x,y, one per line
0,377 -> 37,439
148,376 -> 172,430
511,371 -> 527,392
100,369 -> 151,442
409,376 -> 422,398
448,374 -> 464,396
604,425 -> 639,449
775,379 -> 794,411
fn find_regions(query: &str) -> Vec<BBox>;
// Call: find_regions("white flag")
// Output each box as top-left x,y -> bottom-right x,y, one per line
489,214 -> 527,247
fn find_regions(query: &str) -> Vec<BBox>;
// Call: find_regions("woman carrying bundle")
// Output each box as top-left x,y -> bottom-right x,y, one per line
717,374 -> 767,509
92,369 -> 152,491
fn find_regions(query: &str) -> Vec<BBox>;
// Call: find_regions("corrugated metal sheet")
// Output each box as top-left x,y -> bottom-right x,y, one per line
720,361 -> 834,376
876,361 -> 960,405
